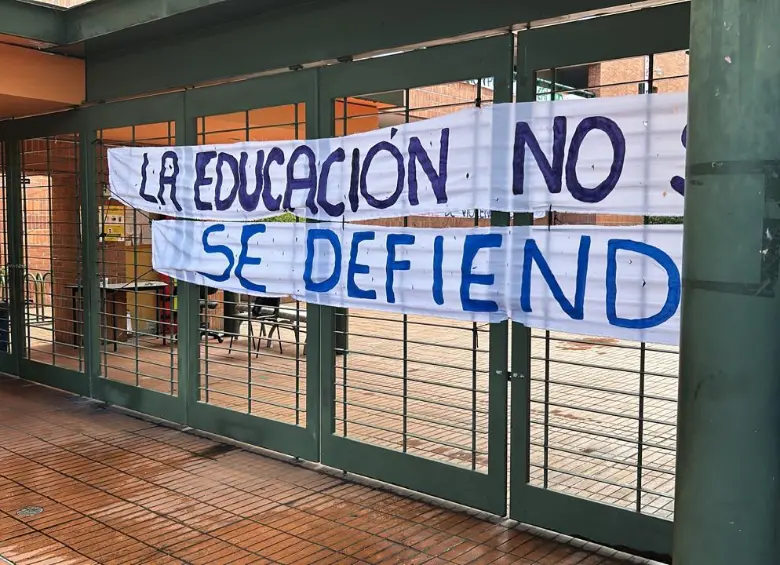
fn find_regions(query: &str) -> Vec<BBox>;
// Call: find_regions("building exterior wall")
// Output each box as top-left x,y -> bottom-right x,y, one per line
543,51 -> 690,227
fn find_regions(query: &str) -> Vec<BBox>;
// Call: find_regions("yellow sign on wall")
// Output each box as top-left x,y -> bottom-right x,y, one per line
101,206 -> 126,240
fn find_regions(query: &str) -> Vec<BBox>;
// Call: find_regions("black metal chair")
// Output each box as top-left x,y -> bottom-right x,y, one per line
226,294 -> 262,354
199,286 -> 223,343
251,296 -> 285,353
226,295 -> 308,356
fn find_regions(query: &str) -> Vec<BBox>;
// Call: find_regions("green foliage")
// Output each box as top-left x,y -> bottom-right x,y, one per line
265,212 -> 297,223
645,216 -> 683,225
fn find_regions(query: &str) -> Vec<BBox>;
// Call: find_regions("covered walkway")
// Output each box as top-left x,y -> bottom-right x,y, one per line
0,375 -> 649,565
1,0 -> 779,564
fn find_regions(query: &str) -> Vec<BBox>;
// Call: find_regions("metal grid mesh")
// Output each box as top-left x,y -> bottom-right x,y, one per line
20,135 -> 84,370
95,124 -> 178,393
526,52 -> 687,519
333,82 -> 494,472
0,142 -> 9,355
194,105 -> 309,426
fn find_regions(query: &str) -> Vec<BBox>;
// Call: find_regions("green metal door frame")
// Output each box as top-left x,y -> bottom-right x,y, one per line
317,34 -> 513,515
83,0 -> 646,103
509,4 -> 689,559
181,70 -> 320,460
0,110 -> 89,395
81,92 -> 187,422
0,140 -> 21,377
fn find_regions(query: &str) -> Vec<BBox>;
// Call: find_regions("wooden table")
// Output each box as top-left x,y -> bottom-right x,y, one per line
67,281 -> 169,351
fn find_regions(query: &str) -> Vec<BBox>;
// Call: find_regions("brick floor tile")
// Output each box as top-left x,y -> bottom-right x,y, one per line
509,536 -> 551,558
272,540 -> 324,565
311,525 -> 370,551
537,546 -> 581,564
0,512 -> 35,540
457,546 -> 508,565
171,538 -> 245,564
343,535 -> 392,558
360,541 -> 409,564
0,531 -> 98,565
549,550 -> 595,565
494,531 -> 538,554
412,531 -> 464,555
460,523 -> 513,545
521,541 -> 564,563
0,376 -> 649,565
415,559 -> 452,565
438,541 -> 489,563
485,555 -> 536,565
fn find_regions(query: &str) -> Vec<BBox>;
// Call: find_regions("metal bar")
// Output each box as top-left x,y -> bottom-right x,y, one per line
334,362 -> 488,393
333,380 -> 490,415
20,143 -> 31,357
534,398 -> 674,427
45,139 -> 55,364
529,355 -> 677,381
166,120 -> 175,396
511,29 -> 535,506
4,140 -> 24,370
341,328 -> 485,352
97,130 -> 108,378
636,340 -> 647,513
485,31 -> 514,504
332,415 -> 488,456
131,126 -> 140,387
529,417 -> 675,453
80,129 -> 100,398
528,375 -> 677,403
177,112 -> 201,421
294,102 -> 302,426
339,397 -> 481,433
402,86 -> 410,454
534,332 -> 676,355
471,80 -> 482,471
340,95 -> 348,439
338,346 -> 491,373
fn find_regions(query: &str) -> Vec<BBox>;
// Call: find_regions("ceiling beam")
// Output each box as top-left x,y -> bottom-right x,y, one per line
0,0 -> 65,45
63,0 -> 242,44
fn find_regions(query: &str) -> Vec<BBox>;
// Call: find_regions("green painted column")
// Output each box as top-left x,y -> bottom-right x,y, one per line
674,1 -> 780,563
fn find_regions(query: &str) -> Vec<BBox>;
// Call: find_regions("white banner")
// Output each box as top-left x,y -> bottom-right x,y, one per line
153,221 -> 682,345
111,92 -> 687,221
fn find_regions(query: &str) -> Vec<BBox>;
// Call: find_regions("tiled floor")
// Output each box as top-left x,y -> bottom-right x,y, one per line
26,306 -> 678,520
0,375 -> 656,565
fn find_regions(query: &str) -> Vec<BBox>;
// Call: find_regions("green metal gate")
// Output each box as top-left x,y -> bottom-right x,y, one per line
0,4 -> 693,559
0,112 -> 89,395
509,5 -> 689,558
84,93 -> 187,421
181,71 -> 320,460
317,35 -> 513,514
0,141 -> 16,376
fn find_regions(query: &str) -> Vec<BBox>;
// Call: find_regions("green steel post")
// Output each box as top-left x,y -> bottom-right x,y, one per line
80,128 -> 100,397
487,31 -> 513,509
315,67 -> 338,439
510,29 -> 535,496
305,70 -> 324,455
4,140 -> 23,373
317,75 -> 348,354
675,1 -> 780,563
176,113 -> 201,420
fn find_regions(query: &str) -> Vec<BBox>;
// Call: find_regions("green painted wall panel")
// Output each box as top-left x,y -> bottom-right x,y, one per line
0,0 -> 64,44
85,0 -> 646,101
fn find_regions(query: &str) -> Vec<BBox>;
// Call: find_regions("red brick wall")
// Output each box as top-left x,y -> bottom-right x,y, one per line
408,81 -> 494,119
566,52 -> 690,227
50,173 -> 83,344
